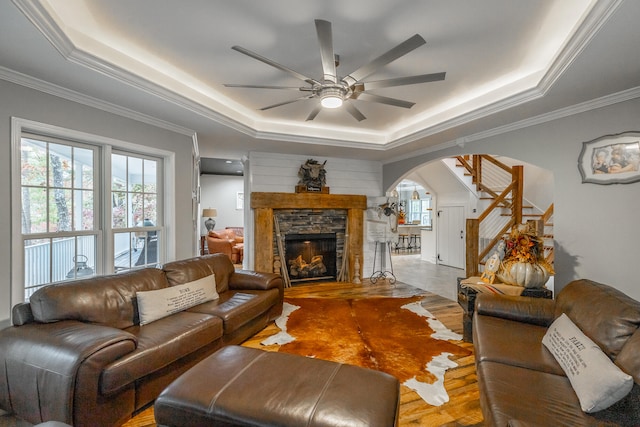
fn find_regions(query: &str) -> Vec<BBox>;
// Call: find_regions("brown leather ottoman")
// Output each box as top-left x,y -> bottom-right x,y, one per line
155,345 -> 400,427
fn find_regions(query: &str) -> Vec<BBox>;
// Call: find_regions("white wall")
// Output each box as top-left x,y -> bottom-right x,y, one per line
384,96 -> 640,300
0,80 -> 196,328
249,151 -> 382,195
247,151 -> 383,275
200,174 -> 245,233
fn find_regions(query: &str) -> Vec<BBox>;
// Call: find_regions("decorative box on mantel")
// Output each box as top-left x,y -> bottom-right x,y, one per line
295,185 -> 330,194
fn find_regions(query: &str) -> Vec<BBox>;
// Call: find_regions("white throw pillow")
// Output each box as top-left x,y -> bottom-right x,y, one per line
542,313 -> 633,413
137,274 -> 218,325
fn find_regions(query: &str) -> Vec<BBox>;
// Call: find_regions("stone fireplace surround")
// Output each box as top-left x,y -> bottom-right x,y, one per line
251,192 -> 367,282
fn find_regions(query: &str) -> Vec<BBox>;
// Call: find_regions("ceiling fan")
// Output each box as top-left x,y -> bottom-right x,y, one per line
225,19 -> 445,122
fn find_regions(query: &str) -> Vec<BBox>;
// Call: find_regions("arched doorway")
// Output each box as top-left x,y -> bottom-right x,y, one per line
387,154 -> 554,297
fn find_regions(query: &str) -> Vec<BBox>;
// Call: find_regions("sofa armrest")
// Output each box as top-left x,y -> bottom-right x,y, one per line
475,293 -> 556,327
0,321 -> 137,424
11,302 -> 34,325
229,270 -> 283,292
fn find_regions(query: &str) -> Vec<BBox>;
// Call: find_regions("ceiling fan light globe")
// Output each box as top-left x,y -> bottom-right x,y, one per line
321,95 -> 343,108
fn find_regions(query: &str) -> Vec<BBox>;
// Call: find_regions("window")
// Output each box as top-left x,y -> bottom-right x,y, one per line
20,136 -> 99,299
12,119 -> 169,302
408,197 -> 433,228
111,153 -> 161,271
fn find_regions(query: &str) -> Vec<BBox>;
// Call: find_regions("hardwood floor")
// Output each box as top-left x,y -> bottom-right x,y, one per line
121,279 -> 483,427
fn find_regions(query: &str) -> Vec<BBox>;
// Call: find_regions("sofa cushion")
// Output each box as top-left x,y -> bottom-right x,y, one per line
477,361 -> 639,426
30,268 -> 169,329
209,229 -> 237,242
555,279 -> 640,359
187,289 -> 279,334
136,274 -> 219,325
542,313 -> 633,413
473,313 -> 564,376
163,254 -> 235,293
101,311 -> 223,395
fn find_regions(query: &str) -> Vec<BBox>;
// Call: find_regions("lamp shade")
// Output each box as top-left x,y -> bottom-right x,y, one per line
202,208 -> 217,218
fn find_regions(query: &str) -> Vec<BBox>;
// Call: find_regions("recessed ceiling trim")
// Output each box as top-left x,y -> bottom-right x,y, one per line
14,0 -> 391,146
537,0 -> 624,90
0,65 -> 197,138
252,128 -> 388,151
11,0 -> 75,57
384,85 -> 640,165
385,84 -> 546,151
386,0 -> 622,151
11,0 -> 620,152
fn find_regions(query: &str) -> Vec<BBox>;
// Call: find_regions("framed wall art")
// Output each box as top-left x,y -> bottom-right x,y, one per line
578,131 -> 640,184
236,192 -> 244,210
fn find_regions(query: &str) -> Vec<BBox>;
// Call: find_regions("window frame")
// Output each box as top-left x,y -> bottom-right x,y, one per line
110,150 -> 164,272
11,117 -> 176,305
19,132 -> 102,297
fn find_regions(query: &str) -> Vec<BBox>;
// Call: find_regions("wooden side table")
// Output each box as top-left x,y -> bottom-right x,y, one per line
200,235 -> 209,256
457,277 -> 553,342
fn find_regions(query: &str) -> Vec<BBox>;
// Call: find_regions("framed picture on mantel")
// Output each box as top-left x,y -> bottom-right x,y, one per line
578,131 -> 640,184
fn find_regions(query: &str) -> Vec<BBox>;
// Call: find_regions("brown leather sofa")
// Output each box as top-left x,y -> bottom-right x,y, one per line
206,228 -> 244,263
0,254 -> 283,427
473,279 -> 640,426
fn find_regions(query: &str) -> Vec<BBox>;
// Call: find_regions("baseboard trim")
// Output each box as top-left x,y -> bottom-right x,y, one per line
0,318 -> 10,330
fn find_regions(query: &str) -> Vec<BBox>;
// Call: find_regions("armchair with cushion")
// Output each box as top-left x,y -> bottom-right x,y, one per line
206,228 -> 244,263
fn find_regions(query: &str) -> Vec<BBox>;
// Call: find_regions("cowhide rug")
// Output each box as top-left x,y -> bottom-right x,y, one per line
261,296 -> 470,406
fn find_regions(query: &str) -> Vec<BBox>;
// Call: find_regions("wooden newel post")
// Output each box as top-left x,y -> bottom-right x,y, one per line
466,218 -> 479,277
512,165 -> 524,225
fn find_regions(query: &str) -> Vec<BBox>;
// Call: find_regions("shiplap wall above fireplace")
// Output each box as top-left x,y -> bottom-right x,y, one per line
245,152 -> 383,274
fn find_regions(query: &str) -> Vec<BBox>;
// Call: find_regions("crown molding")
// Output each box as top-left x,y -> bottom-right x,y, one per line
385,0 -> 623,152
538,0 -> 624,92
8,0 -> 629,153
384,85 -> 640,165
0,66 -> 195,138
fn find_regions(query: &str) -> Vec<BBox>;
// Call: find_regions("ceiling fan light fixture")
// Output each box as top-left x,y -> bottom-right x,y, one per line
319,86 -> 345,108
321,95 -> 343,108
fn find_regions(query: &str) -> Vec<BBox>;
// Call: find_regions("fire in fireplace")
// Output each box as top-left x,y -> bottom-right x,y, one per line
285,233 -> 337,283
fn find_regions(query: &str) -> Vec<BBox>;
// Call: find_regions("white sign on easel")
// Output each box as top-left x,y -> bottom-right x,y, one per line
365,196 -> 399,243
366,196 -> 399,283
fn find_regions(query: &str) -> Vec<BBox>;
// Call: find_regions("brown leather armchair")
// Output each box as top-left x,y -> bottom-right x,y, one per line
206,228 -> 244,263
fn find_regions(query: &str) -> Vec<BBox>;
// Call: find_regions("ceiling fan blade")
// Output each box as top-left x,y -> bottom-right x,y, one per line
362,72 -> 446,90
305,104 -> 322,121
315,19 -> 337,83
232,45 -> 320,86
259,95 -> 315,111
344,102 -> 366,122
224,84 -> 311,90
355,92 -> 415,109
343,34 -> 426,86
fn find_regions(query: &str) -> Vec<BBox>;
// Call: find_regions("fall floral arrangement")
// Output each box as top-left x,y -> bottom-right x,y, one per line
496,224 -> 554,288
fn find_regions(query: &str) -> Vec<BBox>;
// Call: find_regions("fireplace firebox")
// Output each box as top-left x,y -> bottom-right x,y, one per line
285,233 -> 337,283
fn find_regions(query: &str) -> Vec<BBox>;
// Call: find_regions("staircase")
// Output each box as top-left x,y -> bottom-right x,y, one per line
458,155 -> 554,276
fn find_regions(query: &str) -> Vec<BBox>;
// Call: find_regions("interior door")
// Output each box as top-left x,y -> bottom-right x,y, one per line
436,205 -> 465,269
